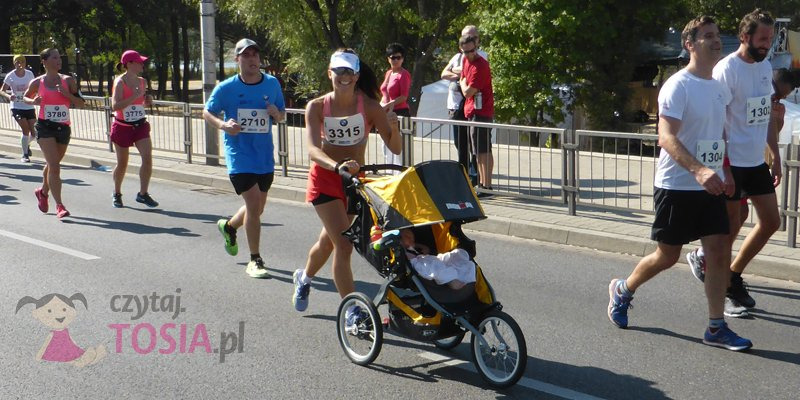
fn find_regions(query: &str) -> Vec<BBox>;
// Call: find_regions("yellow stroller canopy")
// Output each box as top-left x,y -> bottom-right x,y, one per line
362,160 -> 486,230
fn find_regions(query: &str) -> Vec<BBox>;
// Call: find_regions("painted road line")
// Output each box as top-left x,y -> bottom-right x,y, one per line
418,351 -> 606,400
0,229 -> 100,260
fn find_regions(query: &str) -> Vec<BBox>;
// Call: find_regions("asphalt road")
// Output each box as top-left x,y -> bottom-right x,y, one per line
0,153 -> 798,400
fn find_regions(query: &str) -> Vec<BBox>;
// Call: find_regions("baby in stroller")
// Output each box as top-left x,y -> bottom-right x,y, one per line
399,228 -> 476,290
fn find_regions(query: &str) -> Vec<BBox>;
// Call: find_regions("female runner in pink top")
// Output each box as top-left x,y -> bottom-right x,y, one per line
109,50 -> 158,208
291,49 -> 401,313
24,48 -> 85,219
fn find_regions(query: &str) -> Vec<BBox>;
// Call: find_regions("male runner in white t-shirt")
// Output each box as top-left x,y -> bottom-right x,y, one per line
607,16 -> 752,351
686,9 -> 779,311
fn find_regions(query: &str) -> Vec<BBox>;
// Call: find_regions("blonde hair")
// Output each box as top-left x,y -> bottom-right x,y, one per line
12,54 -> 25,64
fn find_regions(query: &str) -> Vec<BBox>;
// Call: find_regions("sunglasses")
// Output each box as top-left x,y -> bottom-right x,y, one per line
389,55 -> 403,60
331,67 -> 355,75
461,48 -> 476,54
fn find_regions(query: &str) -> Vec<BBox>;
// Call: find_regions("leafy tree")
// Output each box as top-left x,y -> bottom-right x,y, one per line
225,0 -> 469,111
476,0 -> 682,129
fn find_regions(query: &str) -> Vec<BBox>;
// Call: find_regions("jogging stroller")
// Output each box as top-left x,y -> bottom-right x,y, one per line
336,160 -> 527,388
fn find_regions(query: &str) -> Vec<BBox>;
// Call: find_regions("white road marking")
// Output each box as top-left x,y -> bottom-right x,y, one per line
418,351 -> 606,400
0,229 -> 100,260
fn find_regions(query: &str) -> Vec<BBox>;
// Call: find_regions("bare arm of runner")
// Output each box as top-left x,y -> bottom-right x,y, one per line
202,109 -> 242,136
23,78 -> 41,105
658,115 -> 729,196
0,82 -> 12,102
62,75 -> 85,108
365,98 -> 401,155
767,102 -> 783,187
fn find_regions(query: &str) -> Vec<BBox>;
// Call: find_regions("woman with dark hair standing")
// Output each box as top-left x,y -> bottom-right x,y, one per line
380,43 -> 411,167
292,49 -> 401,321
24,48 -> 85,219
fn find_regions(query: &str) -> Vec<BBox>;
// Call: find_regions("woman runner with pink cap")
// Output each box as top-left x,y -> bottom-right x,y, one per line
109,50 -> 158,208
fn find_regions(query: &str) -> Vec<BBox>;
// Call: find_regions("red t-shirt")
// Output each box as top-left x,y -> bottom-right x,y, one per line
462,55 -> 494,119
380,68 -> 411,111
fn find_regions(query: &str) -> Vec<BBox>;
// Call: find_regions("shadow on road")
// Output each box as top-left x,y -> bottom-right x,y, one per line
130,207 -> 284,228
629,325 -> 799,365
747,285 -> 800,301
267,267 -> 381,297
62,215 -> 200,237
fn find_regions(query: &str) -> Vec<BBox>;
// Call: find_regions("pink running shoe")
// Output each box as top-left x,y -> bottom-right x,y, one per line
34,187 -> 49,213
56,204 -> 70,219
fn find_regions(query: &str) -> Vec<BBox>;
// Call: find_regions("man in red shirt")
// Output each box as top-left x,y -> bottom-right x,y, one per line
459,34 -> 494,196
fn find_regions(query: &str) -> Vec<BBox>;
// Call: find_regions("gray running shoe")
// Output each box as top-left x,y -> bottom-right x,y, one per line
723,297 -> 749,318
686,248 -> 705,282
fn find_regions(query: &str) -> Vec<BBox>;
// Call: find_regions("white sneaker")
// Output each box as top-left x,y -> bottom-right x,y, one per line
686,248 -> 705,282
723,297 -> 749,318
245,258 -> 270,279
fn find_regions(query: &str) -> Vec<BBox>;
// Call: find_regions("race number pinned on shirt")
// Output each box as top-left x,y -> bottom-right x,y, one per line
696,140 -> 725,169
44,105 -> 69,123
746,95 -> 771,125
237,108 -> 270,133
123,104 -> 146,122
323,114 -> 365,146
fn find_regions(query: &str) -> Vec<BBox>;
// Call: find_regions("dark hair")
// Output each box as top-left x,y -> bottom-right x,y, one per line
15,293 -> 88,314
39,48 -> 58,61
335,48 -> 379,101
681,16 -> 716,50
739,8 -> 774,40
385,43 -> 405,58
774,68 -> 796,87
459,35 -> 478,48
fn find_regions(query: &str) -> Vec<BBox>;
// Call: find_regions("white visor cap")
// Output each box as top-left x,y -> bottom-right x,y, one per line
329,51 -> 360,73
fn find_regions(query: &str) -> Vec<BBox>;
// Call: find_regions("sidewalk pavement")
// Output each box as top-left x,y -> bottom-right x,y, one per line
2,130 -> 799,283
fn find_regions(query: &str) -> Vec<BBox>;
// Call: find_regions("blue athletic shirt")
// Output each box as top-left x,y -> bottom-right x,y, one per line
205,73 -> 285,174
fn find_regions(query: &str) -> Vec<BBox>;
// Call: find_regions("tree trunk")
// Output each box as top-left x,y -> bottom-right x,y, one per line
0,12 -> 10,54
218,34 -> 225,81
170,12 -> 182,100
156,62 -> 168,99
181,15 -> 190,102
106,62 -> 114,95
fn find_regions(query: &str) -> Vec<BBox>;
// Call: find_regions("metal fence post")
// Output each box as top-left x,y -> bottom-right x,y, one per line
183,103 -> 193,164
278,120 -> 288,177
562,129 -> 578,216
401,116 -> 414,167
786,143 -> 798,247
104,96 -> 113,152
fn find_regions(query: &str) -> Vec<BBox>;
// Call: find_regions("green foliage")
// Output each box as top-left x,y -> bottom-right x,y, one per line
477,0 -> 681,129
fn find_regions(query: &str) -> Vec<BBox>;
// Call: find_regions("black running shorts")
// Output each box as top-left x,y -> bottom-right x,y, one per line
229,173 -> 274,195
651,188 -> 729,245
728,163 -> 775,200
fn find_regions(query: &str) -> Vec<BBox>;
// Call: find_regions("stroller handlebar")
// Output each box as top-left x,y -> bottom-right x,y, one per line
338,167 -> 361,188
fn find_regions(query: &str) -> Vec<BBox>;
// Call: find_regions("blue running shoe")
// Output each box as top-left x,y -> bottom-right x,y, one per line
703,323 -> 752,351
608,279 -> 633,328
292,269 -> 311,311
345,305 -> 365,330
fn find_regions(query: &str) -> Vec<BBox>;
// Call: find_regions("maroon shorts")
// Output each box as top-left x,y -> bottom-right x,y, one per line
110,120 -> 150,148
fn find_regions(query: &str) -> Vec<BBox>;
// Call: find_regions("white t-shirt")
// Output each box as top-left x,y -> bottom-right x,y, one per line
445,49 -> 488,111
655,69 -> 731,190
712,53 -> 774,167
2,69 -> 35,110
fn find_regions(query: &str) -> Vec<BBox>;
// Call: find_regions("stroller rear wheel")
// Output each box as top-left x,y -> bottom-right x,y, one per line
433,331 -> 466,350
470,310 -> 527,388
336,292 -> 383,365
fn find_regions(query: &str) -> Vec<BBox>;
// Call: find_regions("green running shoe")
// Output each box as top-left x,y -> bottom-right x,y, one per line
217,219 -> 238,256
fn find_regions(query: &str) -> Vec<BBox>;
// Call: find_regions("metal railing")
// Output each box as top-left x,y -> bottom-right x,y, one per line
3,97 -> 798,246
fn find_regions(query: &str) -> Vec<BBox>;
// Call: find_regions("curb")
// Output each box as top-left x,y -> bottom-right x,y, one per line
2,141 -> 799,283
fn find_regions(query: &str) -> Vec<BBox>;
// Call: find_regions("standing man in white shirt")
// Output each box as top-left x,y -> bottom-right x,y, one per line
607,16 -> 752,351
686,9 -> 779,311
441,25 -> 487,186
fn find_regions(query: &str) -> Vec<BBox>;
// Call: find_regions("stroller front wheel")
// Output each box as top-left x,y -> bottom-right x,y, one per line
336,292 -> 383,365
470,310 -> 527,388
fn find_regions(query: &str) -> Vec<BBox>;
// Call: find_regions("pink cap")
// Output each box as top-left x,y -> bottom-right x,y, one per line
120,50 -> 148,65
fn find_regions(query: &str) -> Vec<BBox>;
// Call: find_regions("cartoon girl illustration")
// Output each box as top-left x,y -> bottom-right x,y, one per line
15,293 -> 106,367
